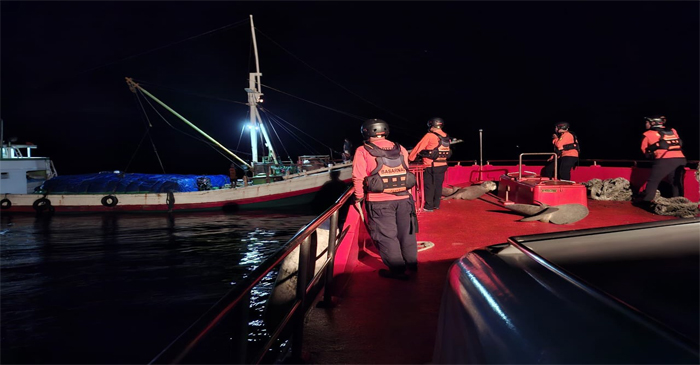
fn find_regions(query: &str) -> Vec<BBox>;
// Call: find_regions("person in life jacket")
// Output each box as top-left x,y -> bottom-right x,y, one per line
352,118 -> 418,280
638,115 -> 686,205
408,117 -> 452,212
542,121 -> 580,181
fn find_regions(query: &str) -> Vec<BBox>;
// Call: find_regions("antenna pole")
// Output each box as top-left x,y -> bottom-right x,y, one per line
479,129 -> 483,181
247,15 -> 278,165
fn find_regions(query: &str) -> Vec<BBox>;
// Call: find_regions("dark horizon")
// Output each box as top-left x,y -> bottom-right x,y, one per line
2,1 -> 698,176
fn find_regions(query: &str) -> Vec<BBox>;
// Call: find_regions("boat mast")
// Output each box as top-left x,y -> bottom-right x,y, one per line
125,77 -> 253,169
246,14 -> 279,166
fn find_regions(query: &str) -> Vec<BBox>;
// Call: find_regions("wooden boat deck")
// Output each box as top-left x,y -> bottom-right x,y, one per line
302,194 -> 679,364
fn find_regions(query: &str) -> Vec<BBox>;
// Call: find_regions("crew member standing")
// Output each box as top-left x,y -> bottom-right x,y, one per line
342,138 -> 353,162
408,117 -> 451,212
638,115 -> 686,207
543,122 -> 579,181
352,119 -> 418,280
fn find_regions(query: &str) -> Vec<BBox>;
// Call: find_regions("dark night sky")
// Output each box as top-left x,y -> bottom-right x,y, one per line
2,1 -> 698,175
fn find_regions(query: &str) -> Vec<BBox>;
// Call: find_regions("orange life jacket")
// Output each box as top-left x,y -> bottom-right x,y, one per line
554,131 -> 580,157
419,132 -> 452,163
363,142 -> 416,195
645,128 -> 682,159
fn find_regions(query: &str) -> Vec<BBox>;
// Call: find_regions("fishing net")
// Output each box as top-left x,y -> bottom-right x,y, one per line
651,166 -> 700,218
652,191 -> 700,218
585,177 -> 633,201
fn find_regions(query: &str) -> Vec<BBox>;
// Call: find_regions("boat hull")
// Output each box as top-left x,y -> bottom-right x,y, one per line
0,166 -> 352,213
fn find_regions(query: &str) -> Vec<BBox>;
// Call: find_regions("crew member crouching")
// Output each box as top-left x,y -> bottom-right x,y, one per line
638,115 -> 686,208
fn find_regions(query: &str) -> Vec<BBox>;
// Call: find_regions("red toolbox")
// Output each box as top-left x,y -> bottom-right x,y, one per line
497,174 -> 588,207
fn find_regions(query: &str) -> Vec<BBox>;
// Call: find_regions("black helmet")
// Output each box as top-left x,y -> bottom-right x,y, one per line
361,119 -> 389,140
427,117 -> 445,129
555,122 -> 570,131
644,115 -> 666,127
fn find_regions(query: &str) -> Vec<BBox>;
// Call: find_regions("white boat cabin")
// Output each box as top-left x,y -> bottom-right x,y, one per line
0,143 -> 55,194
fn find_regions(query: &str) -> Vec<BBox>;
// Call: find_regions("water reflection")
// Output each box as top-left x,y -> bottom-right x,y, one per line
0,210 -> 315,364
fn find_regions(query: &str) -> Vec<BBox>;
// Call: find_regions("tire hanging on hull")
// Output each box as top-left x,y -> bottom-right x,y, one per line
101,195 -> 119,207
33,197 -> 53,213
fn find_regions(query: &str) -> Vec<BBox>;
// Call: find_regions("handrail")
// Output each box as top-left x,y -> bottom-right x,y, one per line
451,158 -> 699,168
150,187 -> 355,364
518,152 -> 557,180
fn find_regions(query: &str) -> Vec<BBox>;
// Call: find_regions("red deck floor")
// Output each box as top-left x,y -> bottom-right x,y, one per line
302,194 -> 679,364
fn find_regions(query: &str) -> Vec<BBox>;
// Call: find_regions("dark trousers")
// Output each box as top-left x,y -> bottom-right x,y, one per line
424,165 -> 448,210
642,157 -> 687,202
366,199 -> 418,273
543,156 -> 578,180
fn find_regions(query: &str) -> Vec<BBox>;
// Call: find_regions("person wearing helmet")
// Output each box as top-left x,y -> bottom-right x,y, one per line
542,122 -> 580,181
408,117 -> 452,212
637,115 -> 686,208
352,118 -> 418,280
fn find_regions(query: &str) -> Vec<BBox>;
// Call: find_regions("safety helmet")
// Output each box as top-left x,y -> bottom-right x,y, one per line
361,119 -> 390,140
644,115 -> 666,127
555,122 -> 570,131
427,117 -> 445,129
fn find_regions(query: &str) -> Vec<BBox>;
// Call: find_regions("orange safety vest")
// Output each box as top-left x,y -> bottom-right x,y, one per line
643,128 -> 684,159
363,142 -> 416,195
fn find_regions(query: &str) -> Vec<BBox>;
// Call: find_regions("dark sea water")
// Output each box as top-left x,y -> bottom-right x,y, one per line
0,209 -> 318,364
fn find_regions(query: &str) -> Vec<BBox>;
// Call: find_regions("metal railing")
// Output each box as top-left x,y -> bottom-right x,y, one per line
516,152 -> 557,180
449,159 -> 699,169
150,187 -> 355,364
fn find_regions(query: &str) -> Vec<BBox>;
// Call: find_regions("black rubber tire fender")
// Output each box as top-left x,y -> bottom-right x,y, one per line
33,197 -> 51,212
101,195 -> 119,207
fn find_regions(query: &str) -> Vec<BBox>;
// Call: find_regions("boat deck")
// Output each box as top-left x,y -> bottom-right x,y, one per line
302,194 -> 679,364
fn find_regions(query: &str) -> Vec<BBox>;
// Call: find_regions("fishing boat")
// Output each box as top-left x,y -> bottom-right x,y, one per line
143,156 -> 699,364
0,16 -> 352,214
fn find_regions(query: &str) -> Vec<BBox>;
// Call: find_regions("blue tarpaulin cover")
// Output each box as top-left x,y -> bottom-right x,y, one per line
39,173 -> 231,193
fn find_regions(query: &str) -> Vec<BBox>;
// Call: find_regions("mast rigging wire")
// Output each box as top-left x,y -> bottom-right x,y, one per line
134,89 -> 248,169
25,19 -> 251,92
124,92 -> 167,173
262,116 -> 294,162
73,19 -> 251,79
131,79 -> 248,106
254,27 -> 411,123
260,84 -> 366,121
260,107 -> 342,155
261,109 -> 322,153
261,111 -> 318,157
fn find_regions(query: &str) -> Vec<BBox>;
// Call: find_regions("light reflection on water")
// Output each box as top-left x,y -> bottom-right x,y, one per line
0,210 -> 316,364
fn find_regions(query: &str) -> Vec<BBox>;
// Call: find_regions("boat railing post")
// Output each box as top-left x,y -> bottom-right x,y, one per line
230,292 -> 250,364
479,129 -> 483,182
322,211 -> 339,306
519,153 -> 524,180
292,232 -> 315,361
